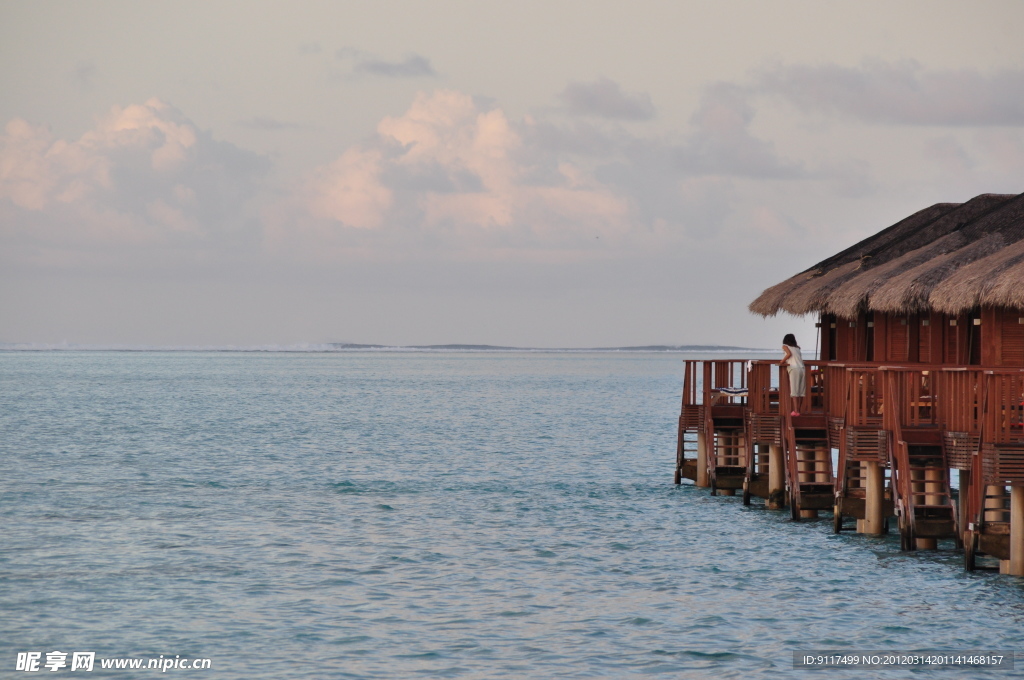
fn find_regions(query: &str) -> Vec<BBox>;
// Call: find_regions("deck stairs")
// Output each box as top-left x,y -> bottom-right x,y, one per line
784,414 -> 835,521
890,428 -> 960,550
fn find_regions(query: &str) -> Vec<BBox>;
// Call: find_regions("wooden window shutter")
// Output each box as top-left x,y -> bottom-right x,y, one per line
1002,308 -> 1024,366
887,316 -> 909,362
918,316 -> 931,363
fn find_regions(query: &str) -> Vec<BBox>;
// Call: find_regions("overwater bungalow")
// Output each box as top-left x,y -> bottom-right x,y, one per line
676,191 -> 1024,576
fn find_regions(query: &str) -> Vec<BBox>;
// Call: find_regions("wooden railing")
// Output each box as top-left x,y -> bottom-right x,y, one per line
703,360 -> 749,405
845,367 -> 884,427
681,360 -> 1023,436
880,365 -> 940,431
935,368 -> 983,434
681,360 -> 700,407
807,361 -> 826,413
882,371 -> 911,535
822,363 -> 850,419
977,369 -> 1024,493
747,360 -> 778,416
980,369 -> 1024,446
680,361 -> 704,433
880,366 -> 955,546
678,358 -> 1024,493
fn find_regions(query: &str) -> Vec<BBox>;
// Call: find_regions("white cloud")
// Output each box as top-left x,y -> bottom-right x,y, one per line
1,84 -> 867,268
306,147 -> 392,229
0,98 -> 268,261
6,89 -> 807,266
296,90 -> 632,256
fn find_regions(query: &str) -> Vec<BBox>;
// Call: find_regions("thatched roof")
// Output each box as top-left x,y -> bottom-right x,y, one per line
749,192 -> 1024,318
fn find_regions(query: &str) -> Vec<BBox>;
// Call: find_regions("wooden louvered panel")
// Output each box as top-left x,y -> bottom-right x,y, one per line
943,431 -> 978,471
681,404 -> 705,432
997,447 -> 1024,484
981,443 -> 999,484
1001,309 -> 1024,366
846,427 -> 888,462
945,319 -> 959,363
835,319 -> 857,361
919,319 -> 932,363
748,413 -> 781,445
983,443 -> 1024,485
887,317 -> 909,362
828,417 -> 845,451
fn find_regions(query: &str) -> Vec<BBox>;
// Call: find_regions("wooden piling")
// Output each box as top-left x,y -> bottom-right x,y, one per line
914,467 -> 940,549
815,443 -> 829,484
768,444 -> 784,509
958,469 -> 971,544
985,485 -> 1009,573
798,444 -> 817,519
856,460 -> 868,533
696,431 -> 709,488
1010,486 -> 1024,577
864,461 -> 885,535
985,484 -> 1006,522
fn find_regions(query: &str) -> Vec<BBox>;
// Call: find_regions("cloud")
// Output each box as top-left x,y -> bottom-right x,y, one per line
0,98 -> 268,262
294,90 -> 630,254
2,87 -> 811,267
537,83 -> 801,183
294,85 -> 805,254
558,78 -> 655,120
674,83 -> 802,178
71,60 -> 96,92
337,49 -> 438,78
758,60 -> 1024,126
307,147 -> 392,229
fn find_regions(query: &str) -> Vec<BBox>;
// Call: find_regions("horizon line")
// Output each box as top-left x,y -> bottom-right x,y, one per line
0,341 -> 777,354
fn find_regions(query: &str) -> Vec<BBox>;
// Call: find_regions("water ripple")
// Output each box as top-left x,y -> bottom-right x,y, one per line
1,351 -> 1022,678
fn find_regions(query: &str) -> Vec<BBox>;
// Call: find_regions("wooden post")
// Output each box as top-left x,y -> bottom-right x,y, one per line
798,444 -> 817,519
1009,486 -> 1024,577
864,461 -> 885,535
985,484 -> 1006,522
915,467 -> 940,549
696,431 -> 709,488
768,444 -> 784,509
718,431 -> 735,495
986,485 -> 1008,573
857,460 -> 868,533
815,443 -> 829,484
958,469 -> 971,544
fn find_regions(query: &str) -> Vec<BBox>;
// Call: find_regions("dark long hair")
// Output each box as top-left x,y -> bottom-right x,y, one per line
783,333 -> 799,347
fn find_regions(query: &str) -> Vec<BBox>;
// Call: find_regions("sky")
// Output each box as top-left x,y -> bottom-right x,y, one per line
2,0 -> 1024,348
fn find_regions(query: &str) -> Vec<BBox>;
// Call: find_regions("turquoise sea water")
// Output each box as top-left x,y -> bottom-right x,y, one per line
1,351 -> 1022,679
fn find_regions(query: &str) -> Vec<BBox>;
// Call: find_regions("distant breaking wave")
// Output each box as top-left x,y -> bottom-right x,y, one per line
0,342 -> 775,354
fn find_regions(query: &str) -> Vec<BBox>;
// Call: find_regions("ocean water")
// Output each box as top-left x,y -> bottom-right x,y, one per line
1,350 -> 1021,679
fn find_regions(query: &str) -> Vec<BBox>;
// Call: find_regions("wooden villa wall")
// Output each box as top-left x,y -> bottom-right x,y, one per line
819,307 -> 1024,366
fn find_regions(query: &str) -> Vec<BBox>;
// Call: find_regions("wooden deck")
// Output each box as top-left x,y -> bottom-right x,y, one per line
675,359 -> 1024,574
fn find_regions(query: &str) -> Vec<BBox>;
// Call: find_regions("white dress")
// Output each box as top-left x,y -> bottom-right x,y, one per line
784,344 -> 806,398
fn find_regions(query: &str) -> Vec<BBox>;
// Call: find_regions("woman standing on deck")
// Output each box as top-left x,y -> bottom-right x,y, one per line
780,334 -> 805,416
